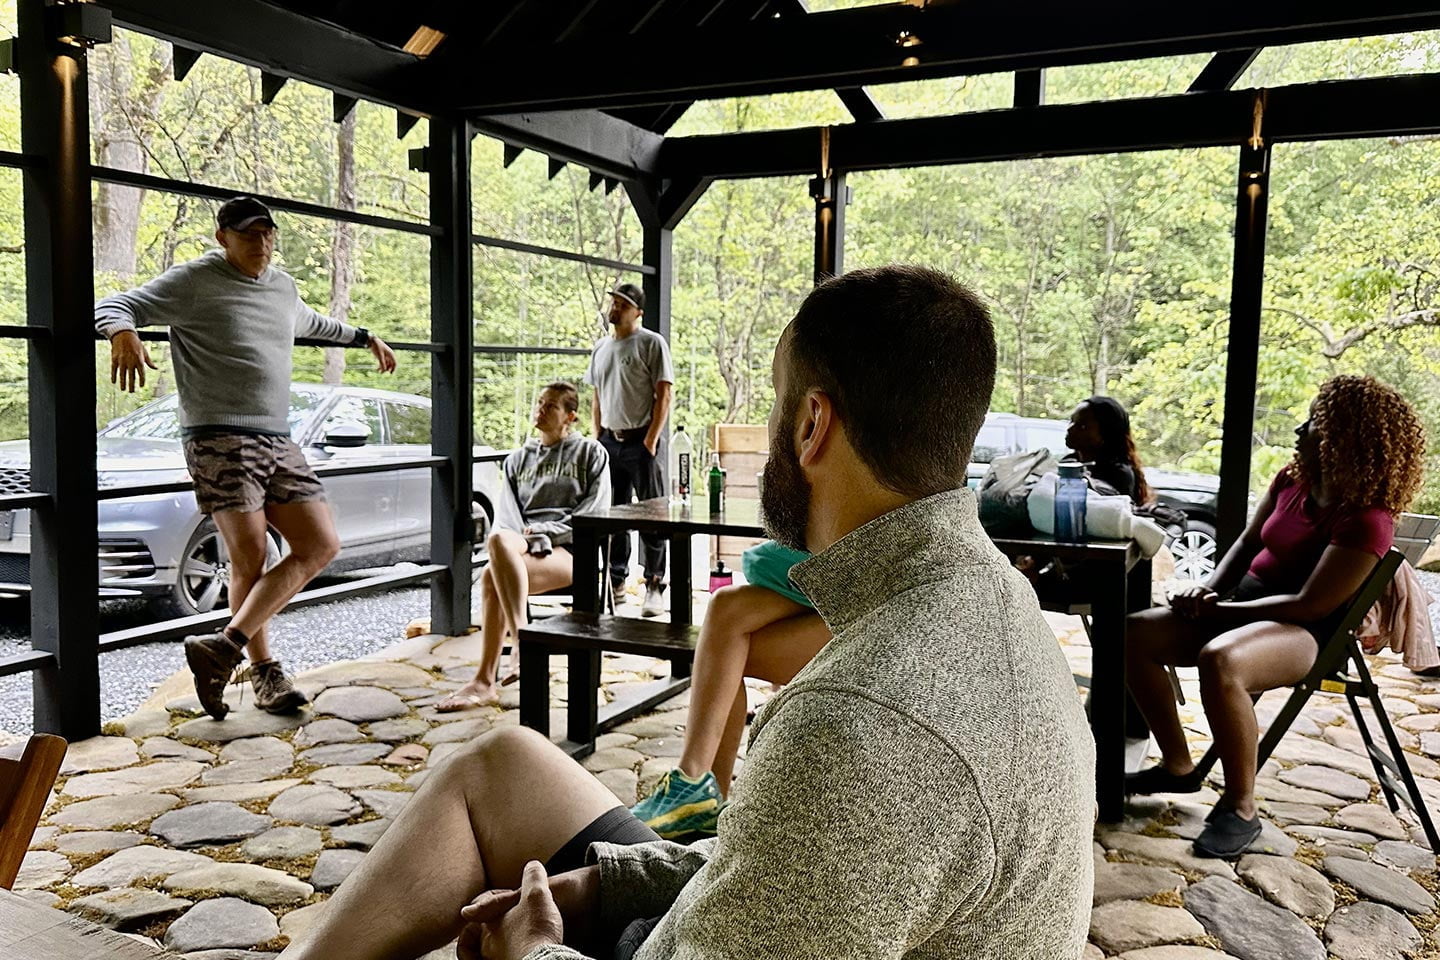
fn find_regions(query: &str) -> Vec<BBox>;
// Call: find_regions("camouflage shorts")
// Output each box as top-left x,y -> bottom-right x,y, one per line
181,432 -> 326,515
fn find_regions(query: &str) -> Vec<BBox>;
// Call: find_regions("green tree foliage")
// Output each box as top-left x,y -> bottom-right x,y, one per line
4,18 -> 1440,512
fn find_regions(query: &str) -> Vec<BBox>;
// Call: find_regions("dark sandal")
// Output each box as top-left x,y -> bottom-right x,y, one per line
1194,808 -> 1262,858
1124,765 -> 1202,796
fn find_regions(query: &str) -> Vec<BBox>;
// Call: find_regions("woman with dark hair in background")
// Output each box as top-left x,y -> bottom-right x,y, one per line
1065,395 -> 1152,505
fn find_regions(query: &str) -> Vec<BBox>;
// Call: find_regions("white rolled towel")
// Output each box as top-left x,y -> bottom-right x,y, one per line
1026,472 -> 1167,558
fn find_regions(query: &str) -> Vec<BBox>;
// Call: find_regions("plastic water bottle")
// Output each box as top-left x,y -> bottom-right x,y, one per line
708,453 -> 726,514
709,559 -> 733,592
1054,462 -> 1088,543
670,425 -> 694,504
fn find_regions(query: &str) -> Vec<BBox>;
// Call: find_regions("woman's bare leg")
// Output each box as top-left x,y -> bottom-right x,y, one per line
710,684 -> 750,796
486,533 -> 572,677
1196,622 -> 1317,818
678,585 -> 829,785
1125,606 -> 1216,775
279,727 -> 621,960
437,569 -> 506,710
441,537 -> 573,709
500,547 -> 573,680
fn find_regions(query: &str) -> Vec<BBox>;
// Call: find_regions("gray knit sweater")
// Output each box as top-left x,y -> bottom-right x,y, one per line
94,250 -> 358,435
502,434 -> 611,547
531,487 -> 1096,960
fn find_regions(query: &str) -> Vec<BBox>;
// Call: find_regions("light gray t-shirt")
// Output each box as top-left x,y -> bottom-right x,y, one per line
584,327 -> 674,431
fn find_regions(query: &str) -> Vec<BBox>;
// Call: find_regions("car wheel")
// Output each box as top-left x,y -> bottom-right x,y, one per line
158,520 -> 281,619
1171,519 -> 1218,582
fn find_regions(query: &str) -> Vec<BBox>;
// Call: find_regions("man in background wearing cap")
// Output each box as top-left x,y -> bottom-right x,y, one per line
584,283 -> 674,617
95,196 -> 398,720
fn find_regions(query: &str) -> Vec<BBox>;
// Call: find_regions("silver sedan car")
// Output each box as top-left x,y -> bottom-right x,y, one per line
0,384 -> 503,617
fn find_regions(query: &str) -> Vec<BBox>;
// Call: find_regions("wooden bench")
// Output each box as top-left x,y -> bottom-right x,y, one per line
518,613 -> 699,759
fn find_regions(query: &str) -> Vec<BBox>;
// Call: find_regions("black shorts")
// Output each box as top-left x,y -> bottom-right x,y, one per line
544,805 -> 661,875
1228,574 -> 1344,645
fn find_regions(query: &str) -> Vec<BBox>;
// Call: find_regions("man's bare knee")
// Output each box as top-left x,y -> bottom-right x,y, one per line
458,726 -> 550,767
441,727 -> 556,796
292,532 -> 340,574
222,538 -> 270,581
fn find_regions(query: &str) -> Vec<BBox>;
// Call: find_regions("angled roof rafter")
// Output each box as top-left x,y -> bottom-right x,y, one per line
99,0 -> 666,182
657,71 -> 1440,179
421,3 -> 1440,113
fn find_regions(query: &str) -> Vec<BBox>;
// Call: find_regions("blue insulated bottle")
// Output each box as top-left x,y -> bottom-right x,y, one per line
1054,462 -> 1088,543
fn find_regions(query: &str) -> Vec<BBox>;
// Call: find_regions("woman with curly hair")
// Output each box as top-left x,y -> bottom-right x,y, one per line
1123,375 -> 1425,858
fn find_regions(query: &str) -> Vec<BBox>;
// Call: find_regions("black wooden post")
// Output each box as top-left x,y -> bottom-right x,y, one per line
1014,68 -> 1045,108
427,118 -> 474,636
810,171 -> 849,284
628,183 -> 674,342
20,0 -> 102,738
1216,96 -> 1271,554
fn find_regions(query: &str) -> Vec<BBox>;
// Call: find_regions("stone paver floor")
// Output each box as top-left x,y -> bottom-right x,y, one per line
10,612 -> 1440,959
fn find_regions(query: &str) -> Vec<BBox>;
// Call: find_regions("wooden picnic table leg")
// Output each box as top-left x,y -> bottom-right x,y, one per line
518,640 -> 551,737
571,525 -> 598,614
567,648 -> 601,757
1089,558 -> 1129,822
669,533 -> 693,679
1125,559 -> 1153,740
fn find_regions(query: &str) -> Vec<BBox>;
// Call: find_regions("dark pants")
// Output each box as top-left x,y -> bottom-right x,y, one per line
600,429 -> 667,584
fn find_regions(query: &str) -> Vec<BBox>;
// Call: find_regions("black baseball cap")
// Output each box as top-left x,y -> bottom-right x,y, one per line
609,282 -> 645,312
217,196 -> 277,232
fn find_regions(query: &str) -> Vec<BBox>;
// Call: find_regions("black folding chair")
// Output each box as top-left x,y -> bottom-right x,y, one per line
1190,547 -> 1440,852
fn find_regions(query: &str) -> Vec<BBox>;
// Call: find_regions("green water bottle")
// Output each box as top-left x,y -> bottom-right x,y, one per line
708,453 -> 725,513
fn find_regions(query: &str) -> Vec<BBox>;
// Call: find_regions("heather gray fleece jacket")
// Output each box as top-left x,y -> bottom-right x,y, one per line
94,249 -> 359,435
502,434 -> 611,547
529,487 -> 1097,960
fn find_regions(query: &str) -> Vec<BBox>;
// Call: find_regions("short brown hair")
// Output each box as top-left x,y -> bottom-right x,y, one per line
783,265 -> 996,497
541,381 -> 580,415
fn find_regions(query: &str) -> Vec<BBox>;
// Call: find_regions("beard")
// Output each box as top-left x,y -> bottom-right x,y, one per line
760,407 -> 812,552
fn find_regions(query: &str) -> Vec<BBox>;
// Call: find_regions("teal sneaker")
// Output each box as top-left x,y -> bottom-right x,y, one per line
631,769 -> 723,839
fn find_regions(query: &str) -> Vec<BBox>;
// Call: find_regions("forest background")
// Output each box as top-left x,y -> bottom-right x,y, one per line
1,8 -> 1439,509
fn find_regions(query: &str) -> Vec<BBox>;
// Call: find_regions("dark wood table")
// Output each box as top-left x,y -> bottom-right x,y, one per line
558,499 -> 1145,820
0,888 -> 172,958
516,499 -> 766,756
990,533 -> 1150,822
568,497 -> 766,621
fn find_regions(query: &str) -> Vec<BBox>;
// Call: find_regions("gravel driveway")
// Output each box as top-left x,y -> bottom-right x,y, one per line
0,570 -> 434,739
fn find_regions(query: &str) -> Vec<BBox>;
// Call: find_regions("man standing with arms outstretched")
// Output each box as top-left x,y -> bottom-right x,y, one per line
585,283 -> 674,617
96,197 -> 397,719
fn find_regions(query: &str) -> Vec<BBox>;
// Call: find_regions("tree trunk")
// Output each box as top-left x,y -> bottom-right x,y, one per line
323,110 -> 358,385
91,34 -> 170,279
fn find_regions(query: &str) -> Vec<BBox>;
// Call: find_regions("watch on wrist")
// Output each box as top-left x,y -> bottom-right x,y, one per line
351,327 -> 371,348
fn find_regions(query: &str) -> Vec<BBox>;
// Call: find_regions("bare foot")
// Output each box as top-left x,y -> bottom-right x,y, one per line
436,681 -> 500,712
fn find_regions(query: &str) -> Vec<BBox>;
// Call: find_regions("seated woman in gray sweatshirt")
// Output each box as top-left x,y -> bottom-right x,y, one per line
438,382 -> 610,711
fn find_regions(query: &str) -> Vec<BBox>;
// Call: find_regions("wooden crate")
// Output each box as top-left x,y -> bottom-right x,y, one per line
710,424 -> 768,573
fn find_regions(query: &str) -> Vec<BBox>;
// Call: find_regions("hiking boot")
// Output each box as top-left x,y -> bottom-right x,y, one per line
251,659 -> 309,714
183,631 -> 245,720
631,769 -> 723,839
641,579 -> 666,618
